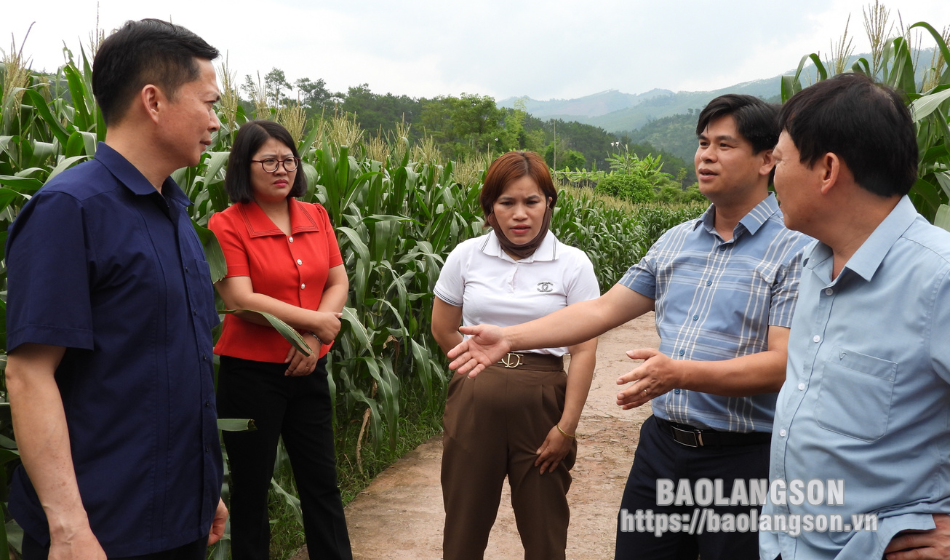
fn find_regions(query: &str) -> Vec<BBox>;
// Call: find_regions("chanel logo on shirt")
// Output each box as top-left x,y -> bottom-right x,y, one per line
537,281 -> 554,293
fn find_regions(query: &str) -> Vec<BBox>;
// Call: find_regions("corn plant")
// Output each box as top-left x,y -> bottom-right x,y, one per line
0,35 -> 713,558
782,16 -> 950,227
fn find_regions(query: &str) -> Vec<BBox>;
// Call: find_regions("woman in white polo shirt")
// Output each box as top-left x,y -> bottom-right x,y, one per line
431,151 -> 599,560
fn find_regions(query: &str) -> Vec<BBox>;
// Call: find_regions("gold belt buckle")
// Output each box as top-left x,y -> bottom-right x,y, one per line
499,353 -> 523,368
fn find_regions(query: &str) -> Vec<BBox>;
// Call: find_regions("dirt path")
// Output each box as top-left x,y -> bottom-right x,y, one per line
297,314 -> 660,560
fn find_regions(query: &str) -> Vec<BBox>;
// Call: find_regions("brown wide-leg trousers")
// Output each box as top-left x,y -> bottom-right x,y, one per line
441,354 -> 577,560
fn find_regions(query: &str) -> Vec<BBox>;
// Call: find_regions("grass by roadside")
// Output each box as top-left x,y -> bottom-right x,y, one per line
268,382 -> 447,559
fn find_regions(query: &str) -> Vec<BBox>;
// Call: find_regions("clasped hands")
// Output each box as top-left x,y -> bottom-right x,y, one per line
285,311 -> 343,376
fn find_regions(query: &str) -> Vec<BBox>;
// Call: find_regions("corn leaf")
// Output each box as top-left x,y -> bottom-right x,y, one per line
223,309 -> 312,356
910,88 -> 950,123
217,418 -> 257,432
190,220 -> 228,282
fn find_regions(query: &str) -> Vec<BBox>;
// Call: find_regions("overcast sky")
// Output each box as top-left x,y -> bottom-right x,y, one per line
4,0 -> 950,102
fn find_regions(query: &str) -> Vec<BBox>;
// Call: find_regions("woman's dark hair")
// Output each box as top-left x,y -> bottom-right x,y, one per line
778,73 -> 917,198
225,121 -> 307,203
93,19 -> 219,126
696,94 -> 780,154
479,151 -> 557,224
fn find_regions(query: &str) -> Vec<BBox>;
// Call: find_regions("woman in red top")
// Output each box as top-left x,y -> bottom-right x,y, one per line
209,120 -> 352,560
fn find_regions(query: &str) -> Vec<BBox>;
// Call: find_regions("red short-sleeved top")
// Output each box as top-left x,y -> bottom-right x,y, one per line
209,198 -> 344,362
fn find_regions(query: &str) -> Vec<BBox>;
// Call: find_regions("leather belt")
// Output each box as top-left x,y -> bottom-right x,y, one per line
654,416 -> 771,448
496,352 -> 563,370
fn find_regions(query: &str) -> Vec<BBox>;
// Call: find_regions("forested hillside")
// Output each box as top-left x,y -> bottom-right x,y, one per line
238,74 -> 694,175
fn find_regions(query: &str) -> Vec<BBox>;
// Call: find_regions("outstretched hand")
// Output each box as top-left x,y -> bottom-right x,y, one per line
447,324 -> 510,377
616,348 -> 682,410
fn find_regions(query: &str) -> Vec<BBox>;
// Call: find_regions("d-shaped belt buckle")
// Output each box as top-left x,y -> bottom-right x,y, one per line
670,425 -> 704,447
499,353 -> 523,368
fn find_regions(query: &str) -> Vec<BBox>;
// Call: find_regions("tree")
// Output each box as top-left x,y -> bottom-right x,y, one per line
558,150 -> 586,171
264,68 -> 292,107
419,94 -> 506,159
295,77 -> 335,113
596,174 -> 654,203
339,84 -> 420,136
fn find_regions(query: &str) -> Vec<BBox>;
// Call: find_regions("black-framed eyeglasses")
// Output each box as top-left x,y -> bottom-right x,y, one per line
251,157 -> 300,173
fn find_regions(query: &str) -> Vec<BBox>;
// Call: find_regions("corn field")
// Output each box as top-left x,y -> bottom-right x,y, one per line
2,9 -> 948,558
0,43 -> 695,556
782,18 -> 950,226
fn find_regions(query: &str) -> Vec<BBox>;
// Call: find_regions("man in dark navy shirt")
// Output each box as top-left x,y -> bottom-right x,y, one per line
5,19 -> 226,559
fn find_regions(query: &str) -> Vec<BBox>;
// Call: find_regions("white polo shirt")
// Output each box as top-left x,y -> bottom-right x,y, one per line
434,230 -> 601,356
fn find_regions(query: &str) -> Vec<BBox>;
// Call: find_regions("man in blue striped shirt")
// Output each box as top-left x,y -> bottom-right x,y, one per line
449,94 -> 811,559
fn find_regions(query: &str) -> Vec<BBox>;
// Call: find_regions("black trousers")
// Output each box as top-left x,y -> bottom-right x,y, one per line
21,534 -> 205,560
217,356 -> 352,560
614,415 -> 770,560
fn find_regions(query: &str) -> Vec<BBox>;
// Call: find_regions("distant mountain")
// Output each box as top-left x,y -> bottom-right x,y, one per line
500,77 -> 783,132
500,89 -> 673,119
502,48 -> 938,133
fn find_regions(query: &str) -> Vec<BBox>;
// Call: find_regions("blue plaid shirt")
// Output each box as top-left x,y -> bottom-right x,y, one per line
619,194 -> 811,432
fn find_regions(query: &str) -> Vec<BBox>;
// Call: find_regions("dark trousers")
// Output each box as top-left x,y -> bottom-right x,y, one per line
614,415 -> 770,560
21,534 -> 205,560
442,357 -> 576,560
218,356 -> 352,560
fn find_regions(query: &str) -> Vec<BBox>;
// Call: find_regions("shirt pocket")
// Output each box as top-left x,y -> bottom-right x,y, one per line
190,258 -> 221,331
815,346 -> 897,442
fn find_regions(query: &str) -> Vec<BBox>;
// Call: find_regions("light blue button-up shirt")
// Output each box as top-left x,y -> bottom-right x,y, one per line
620,194 -> 811,432
761,196 -> 950,560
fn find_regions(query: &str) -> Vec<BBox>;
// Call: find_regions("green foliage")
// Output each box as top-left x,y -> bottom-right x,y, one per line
339,84 -> 419,136
596,173 -> 655,204
420,93 -> 509,158
294,77 -> 335,113
781,20 -> 950,225
619,114 -> 699,182
657,183 -> 706,204
530,117 -> 617,170
546,146 -> 586,171
0,34 -> 730,560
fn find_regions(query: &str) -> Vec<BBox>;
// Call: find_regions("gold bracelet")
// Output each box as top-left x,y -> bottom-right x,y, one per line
556,424 -> 576,439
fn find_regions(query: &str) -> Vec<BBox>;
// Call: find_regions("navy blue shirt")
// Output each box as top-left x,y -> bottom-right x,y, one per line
5,143 -> 222,556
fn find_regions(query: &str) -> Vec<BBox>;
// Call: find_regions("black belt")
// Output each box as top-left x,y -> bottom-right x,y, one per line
654,417 -> 771,448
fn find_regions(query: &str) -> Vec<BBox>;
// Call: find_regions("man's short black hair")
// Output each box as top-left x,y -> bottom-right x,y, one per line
696,94 -> 780,154
778,73 -> 918,198
225,120 -> 307,203
93,19 -> 219,126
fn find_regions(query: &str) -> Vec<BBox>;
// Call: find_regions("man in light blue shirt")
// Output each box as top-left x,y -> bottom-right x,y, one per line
764,72 -> 950,559
449,95 -> 811,559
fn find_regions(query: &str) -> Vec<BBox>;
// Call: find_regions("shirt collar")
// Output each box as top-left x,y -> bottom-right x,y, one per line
94,142 -> 192,207
833,195 -> 918,282
239,197 -> 321,238
481,230 -> 559,263
695,193 -> 779,237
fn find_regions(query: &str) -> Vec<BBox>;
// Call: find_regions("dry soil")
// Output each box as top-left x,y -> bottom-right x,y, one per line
292,314 -> 660,560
